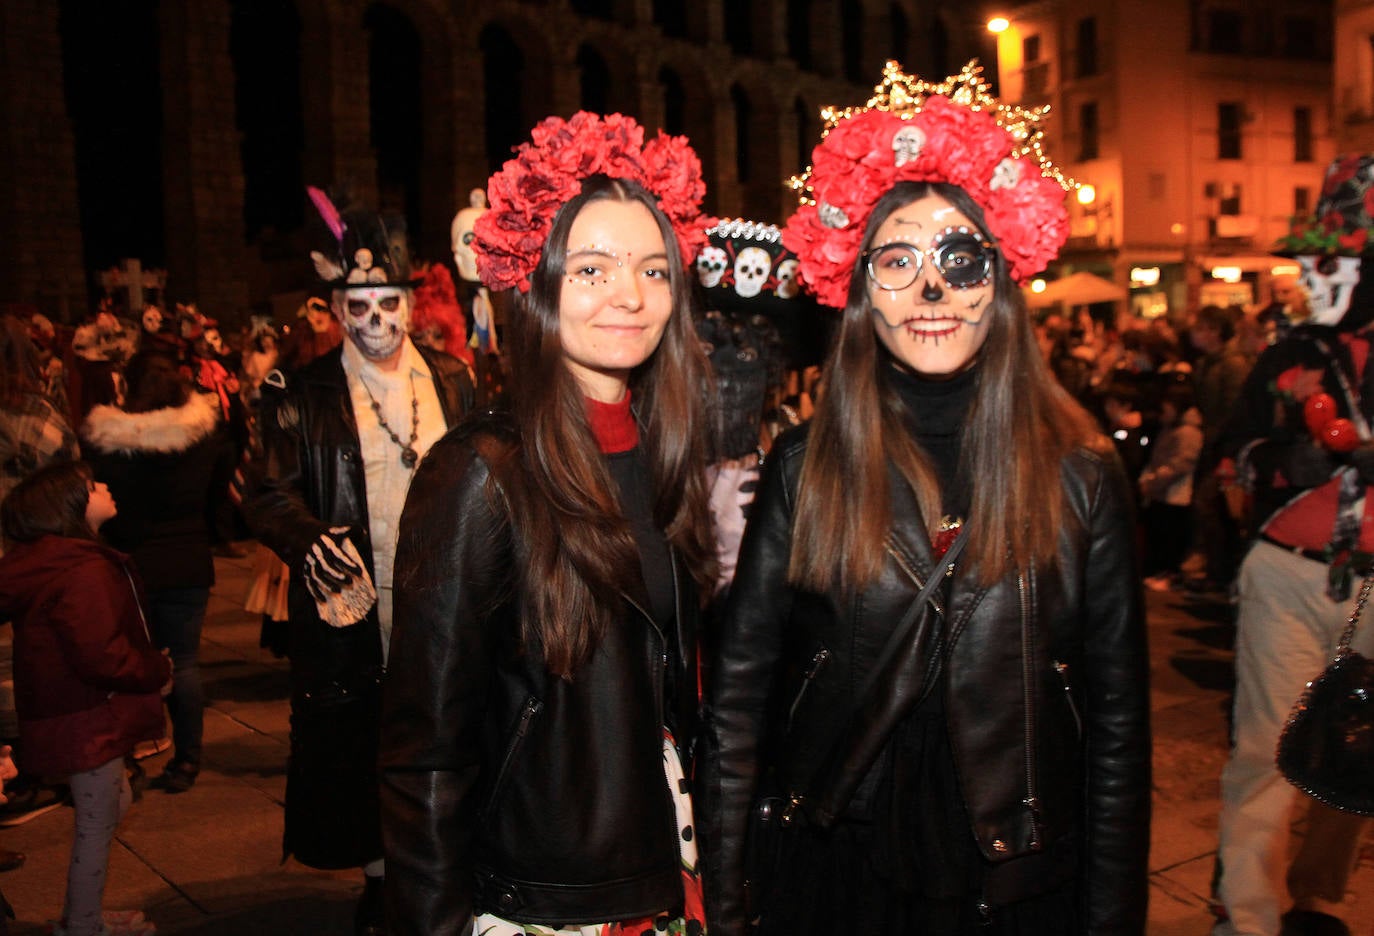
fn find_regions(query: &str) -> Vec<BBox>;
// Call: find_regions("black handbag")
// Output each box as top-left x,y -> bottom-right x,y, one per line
1275,571 -> 1374,816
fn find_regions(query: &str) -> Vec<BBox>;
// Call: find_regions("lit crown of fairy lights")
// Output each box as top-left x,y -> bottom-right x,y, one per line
780,60 -> 1074,308
789,60 -> 1075,203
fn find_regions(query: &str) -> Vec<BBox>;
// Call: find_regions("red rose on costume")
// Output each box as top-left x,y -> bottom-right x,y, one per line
1338,228 -> 1369,253
1325,155 -> 1361,191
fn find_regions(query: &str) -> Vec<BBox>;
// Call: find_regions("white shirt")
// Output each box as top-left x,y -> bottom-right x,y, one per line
340,337 -> 447,593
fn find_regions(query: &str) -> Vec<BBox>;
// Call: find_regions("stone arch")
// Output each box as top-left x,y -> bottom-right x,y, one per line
731,74 -> 785,221
58,0 -> 165,279
360,0 -> 459,262
230,0 -> 305,243
654,56 -> 719,213
576,35 -> 640,118
477,16 -> 556,173
785,0 -> 814,69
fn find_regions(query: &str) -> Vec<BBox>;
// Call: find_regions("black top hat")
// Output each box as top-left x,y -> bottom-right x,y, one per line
1275,155 -> 1374,257
306,186 -> 420,290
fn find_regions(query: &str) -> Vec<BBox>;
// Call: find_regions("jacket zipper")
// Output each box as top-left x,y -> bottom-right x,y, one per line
483,695 -> 542,817
1053,660 -> 1083,739
1017,570 -> 1042,851
885,538 -> 942,616
786,648 -> 832,732
622,576 -> 679,862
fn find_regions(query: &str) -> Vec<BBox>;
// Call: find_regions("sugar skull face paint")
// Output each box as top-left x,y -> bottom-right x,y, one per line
335,285 -> 409,361
1297,254 -> 1363,326
866,194 -> 995,377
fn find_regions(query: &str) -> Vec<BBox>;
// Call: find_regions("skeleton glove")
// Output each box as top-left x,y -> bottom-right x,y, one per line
303,527 -> 364,603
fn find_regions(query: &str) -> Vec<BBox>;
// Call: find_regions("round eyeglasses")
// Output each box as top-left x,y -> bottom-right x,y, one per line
862,226 -> 996,292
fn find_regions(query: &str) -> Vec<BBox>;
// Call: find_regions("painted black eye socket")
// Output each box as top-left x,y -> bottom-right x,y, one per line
862,232 -> 996,291
1316,256 -> 1342,276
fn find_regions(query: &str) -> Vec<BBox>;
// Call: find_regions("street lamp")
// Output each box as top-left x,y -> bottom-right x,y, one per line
987,15 -> 1010,33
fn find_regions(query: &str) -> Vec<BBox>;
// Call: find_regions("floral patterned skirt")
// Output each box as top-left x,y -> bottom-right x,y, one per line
474,730 -> 706,936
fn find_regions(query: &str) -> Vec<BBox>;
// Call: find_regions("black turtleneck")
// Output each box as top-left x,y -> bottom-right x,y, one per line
885,361 -> 979,521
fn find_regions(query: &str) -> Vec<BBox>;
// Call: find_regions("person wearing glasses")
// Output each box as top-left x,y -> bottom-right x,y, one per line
701,63 -> 1151,935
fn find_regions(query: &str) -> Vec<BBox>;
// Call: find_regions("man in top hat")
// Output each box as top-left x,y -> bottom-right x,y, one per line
243,189 -> 475,935
1212,155 -> 1374,936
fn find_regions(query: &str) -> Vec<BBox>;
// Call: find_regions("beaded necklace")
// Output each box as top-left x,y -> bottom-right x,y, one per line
358,372 -> 420,467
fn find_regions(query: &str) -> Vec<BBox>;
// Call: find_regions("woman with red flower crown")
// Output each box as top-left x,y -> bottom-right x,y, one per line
700,62 -> 1151,935
379,111 -> 715,936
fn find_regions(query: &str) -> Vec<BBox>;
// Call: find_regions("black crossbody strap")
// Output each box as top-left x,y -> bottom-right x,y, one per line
792,526 -> 970,827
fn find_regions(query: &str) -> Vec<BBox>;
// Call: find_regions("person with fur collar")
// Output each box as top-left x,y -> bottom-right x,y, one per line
80,353 -> 234,796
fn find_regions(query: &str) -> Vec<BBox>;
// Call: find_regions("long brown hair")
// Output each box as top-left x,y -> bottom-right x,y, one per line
502,175 -> 717,677
788,181 -> 1103,592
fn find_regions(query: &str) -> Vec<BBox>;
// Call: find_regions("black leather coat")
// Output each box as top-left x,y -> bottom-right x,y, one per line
702,425 -> 1151,935
242,342 -> 473,868
379,414 -> 701,935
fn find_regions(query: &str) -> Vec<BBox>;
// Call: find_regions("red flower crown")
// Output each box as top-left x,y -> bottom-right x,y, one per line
473,111 -> 713,293
783,61 -> 1074,309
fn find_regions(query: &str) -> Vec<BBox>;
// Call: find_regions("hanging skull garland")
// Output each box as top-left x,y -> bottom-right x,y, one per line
335,285 -> 410,361
697,246 -> 728,288
775,258 -> 800,299
1298,255 -> 1363,326
734,246 -> 772,298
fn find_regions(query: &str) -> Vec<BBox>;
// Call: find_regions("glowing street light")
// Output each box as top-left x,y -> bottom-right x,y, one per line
987,16 -> 1010,33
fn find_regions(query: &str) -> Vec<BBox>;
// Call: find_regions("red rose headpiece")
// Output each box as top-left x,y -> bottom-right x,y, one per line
473,111 -> 713,293
783,61 -> 1074,309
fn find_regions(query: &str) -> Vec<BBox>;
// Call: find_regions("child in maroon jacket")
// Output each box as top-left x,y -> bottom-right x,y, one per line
0,462 -> 170,936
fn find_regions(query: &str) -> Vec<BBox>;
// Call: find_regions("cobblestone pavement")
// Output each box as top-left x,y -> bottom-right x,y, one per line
1,549 -> 1370,934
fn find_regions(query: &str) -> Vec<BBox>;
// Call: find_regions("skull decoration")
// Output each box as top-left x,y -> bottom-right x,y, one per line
734,246 -> 771,299
989,158 -> 1022,191
697,246 -> 728,288
818,202 -> 850,230
142,305 -> 163,334
776,258 -> 800,299
451,188 -> 489,283
335,285 -> 410,361
1298,255 -> 1363,326
891,126 -> 927,167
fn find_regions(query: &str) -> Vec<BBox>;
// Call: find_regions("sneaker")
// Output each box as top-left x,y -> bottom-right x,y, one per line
130,738 -> 171,761
0,784 -> 67,826
150,760 -> 198,794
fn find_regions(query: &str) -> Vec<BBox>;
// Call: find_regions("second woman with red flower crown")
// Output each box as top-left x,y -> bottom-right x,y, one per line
379,112 -> 715,936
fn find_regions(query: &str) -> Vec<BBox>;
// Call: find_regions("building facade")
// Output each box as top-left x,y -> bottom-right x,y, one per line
1,0 -> 994,326
991,0 -> 1334,315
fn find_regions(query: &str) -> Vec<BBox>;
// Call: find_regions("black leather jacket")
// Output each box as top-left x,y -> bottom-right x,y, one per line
244,343 -> 475,696
379,414 -> 701,935
702,425 -> 1151,935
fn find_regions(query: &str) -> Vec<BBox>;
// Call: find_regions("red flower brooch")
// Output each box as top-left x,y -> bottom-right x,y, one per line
782,61 -> 1073,309
473,111 -> 712,293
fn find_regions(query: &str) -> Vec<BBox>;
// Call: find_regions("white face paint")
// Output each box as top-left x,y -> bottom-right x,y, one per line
451,188 -> 489,283
334,286 -> 410,361
142,306 -> 163,334
697,246 -> 728,288
776,258 -> 800,299
203,328 -> 225,356
1298,255 -> 1363,326
734,246 -> 771,298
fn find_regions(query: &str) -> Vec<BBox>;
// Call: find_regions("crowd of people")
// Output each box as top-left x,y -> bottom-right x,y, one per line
0,59 -> 1370,936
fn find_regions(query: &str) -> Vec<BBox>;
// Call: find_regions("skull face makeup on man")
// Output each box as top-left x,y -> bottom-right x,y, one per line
334,285 -> 410,362
1297,254 -> 1363,326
